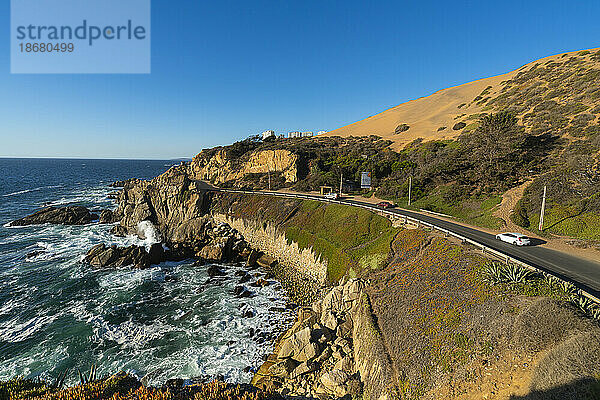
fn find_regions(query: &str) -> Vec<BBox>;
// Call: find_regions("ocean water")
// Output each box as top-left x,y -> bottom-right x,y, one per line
0,159 -> 293,386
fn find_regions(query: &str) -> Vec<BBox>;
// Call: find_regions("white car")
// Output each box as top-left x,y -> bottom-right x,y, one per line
495,232 -> 531,246
324,192 -> 340,199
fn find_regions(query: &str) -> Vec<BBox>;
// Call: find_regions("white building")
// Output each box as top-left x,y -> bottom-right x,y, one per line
289,131 -> 301,138
317,130 -> 328,135
301,131 -> 314,137
262,130 -> 275,140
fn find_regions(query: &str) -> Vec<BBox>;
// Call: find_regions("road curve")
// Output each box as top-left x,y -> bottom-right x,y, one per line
196,181 -> 600,299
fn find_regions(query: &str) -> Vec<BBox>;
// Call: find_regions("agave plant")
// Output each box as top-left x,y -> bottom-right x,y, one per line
588,305 -> 600,321
574,295 -> 592,313
483,261 -> 505,284
502,264 -> 534,283
78,364 -> 98,385
559,280 -> 577,296
53,368 -> 69,389
544,274 -> 560,288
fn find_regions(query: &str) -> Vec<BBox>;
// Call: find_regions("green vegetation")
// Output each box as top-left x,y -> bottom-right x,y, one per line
200,52 -> 600,241
366,230 -> 491,398
481,261 -> 600,322
211,194 -> 399,283
395,124 -> 410,134
283,201 -> 399,281
407,191 -> 502,229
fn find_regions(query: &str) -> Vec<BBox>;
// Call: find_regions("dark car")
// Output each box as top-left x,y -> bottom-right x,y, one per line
376,201 -> 394,209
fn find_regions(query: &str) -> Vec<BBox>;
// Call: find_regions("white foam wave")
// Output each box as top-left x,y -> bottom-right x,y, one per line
2,185 -> 63,197
137,221 -> 162,245
0,314 -> 58,342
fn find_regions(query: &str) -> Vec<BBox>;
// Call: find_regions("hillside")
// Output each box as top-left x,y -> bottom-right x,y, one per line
324,47 -> 600,151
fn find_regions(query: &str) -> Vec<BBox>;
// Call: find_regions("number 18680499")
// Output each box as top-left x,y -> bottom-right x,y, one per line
19,43 -> 74,52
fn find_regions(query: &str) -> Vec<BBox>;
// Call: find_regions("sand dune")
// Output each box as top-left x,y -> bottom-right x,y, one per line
324,48 -> 600,150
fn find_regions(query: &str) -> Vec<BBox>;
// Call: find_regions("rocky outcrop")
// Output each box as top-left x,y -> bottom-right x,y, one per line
110,178 -> 142,187
188,149 -> 298,185
85,243 -> 165,269
253,279 -> 367,399
111,167 -> 210,244
9,206 -> 99,226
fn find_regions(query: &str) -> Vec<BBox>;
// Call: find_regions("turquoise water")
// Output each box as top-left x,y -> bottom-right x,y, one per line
0,159 -> 292,385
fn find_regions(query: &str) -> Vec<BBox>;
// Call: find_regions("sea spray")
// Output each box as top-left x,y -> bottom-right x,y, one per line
0,159 -> 294,386
137,220 -> 162,245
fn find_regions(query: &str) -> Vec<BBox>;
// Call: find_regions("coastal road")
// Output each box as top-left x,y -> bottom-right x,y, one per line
195,181 -> 600,299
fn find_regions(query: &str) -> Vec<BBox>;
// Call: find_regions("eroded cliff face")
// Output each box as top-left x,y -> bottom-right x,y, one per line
112,166 -> 213,252
188,148 -> 298,184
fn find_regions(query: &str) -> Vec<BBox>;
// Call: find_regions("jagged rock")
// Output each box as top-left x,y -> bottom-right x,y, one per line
297,308 -> 319,326
278,327 -> 309,359
99,209 -> 116,224
110,178 -> 139,187
148,243 -> 164,264
188,148 -> 298,185
269,359 -> 299,378
343,279 -> 365,303
336,318 -> 353,339
312,299 -> 322,315
25,250 -> 44,259
296,341 -> 321,362
112,169 -> 210,240
320,370 -> 351,397
233,285 -> 253,298
277,326 -> 322,363
10,206 -> 99,226
247,249 -> 261,268
257,254 -> 277,268
84,243 -> 163,269
250,278 -> 270,287
198,244 -> 224,261
311,324 -> 333,344
334,356 -> 354,372
207,265 -> 226,277
238,273 -> 252,284
321,310 -> 339,331
110,224 -> 128,237
290,360 -> 318,379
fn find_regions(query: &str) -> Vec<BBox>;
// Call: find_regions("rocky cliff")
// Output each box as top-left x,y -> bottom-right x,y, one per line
110,165 -> 217,259
188,148 -> 298,185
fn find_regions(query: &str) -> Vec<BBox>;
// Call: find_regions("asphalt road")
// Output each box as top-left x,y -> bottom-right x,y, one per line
196,181 -> 600,298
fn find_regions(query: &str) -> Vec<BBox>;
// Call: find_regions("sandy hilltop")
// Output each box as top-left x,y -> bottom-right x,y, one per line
324,48 -> 600,149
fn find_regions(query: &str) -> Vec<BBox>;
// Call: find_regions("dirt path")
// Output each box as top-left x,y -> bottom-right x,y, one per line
492,180 -> 532,233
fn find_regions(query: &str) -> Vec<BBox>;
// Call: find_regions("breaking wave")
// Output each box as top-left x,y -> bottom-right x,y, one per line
0,159 -> 293,387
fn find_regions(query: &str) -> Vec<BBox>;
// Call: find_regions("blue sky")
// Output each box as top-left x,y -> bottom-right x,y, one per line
1,0 -> 599,159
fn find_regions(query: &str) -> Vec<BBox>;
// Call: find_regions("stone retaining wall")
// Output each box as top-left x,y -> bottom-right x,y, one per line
212,213 -> 328,284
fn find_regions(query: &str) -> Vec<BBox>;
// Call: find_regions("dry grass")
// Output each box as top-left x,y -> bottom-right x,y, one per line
362,229 -> 600,399
511,298 -> 595,353
0,373 -> 282,400
524,331 -> 600,400
365,230 -> 497,397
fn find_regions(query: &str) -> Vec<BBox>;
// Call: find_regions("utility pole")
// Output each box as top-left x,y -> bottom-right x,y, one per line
539,185 -> 547,231
339,173 -> 343,196
408,176 -> 412,206
268,165 -> 271,191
